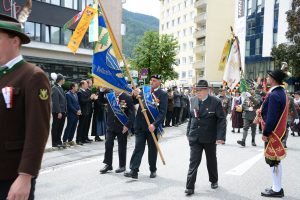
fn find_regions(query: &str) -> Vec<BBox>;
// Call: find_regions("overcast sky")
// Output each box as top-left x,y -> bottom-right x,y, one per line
123,0 -> 160,18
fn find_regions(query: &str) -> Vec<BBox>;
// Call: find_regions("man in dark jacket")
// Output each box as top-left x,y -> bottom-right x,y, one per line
51,73 -> 67,148
173,86 -> 181,126
124,74 -> 168,179
76,81 -> 97,145
185,80 -> 226,196
100,90 -> 135,174
63,82 -> 81,146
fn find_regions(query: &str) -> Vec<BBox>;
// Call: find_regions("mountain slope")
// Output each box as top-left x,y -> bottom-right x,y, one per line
122,9 -> 159,58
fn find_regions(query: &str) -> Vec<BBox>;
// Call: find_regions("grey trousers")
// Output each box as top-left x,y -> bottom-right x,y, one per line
242,118 -> 256,141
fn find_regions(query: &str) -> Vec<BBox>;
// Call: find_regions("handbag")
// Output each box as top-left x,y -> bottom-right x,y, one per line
236,105 -> 243,113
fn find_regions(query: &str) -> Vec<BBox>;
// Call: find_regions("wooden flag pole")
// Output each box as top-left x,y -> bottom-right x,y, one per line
97,0 -> 166,165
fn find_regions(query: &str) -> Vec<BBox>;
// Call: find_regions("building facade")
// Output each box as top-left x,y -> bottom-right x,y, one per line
159,0 -> 196,86
0,0 -> 123,81
235,0 -> 291,80
160,0 -> 234,87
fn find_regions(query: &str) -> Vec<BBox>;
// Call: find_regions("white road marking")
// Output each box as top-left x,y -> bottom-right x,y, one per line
225,151 -> 263,176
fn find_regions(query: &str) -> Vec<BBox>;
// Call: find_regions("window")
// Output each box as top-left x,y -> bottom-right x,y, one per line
188,70 -> 193,78
74,0 -> 78,10
64,29 -> 72,45
24,22 -> 34,40
245,40 -> 250,56
172,20 -> 175,27
177,17 -> 181,25
182,71 -> 186,78
81,0 -> 86,10
247,20 -> 256,36
167,9 -> 170,16
182,57 -> 186,64
183,29 -> 186,36
166,22 -> 169,29
189,27 -> 193,35
183,15 -> 187,22
257,0 -> 262,13
184,1 -> 187,8
255,38 -> 261,55
183,43 -> 187,51
45,25 -> 50,43
273,33 -> 278,46
189,41 -> 193,49
247,0 -> 252,16
52,0 -> 60,5
176,59 -> 180,65
35,23 -> 41,41
65,0 -> 73,9
51,26 -> 60,44
189,56 -> 193,64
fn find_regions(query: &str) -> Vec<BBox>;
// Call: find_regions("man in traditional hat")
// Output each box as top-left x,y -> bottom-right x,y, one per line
124,74 -> 168,179
217,88 -> 231,117
185,80 -> 226,196
0,14 -> 50,200
259,67 -> 289,198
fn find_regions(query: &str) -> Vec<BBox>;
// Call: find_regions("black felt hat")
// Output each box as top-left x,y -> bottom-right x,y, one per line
267,69 -> 287,85
150,74 -> 162,80
195,79 -> 209,89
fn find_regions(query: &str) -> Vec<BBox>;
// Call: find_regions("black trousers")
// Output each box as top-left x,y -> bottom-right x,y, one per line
173,107 -> 181,125
76,114 -> 89,142
129,131 -> 158,172
103,130 -> 128,167
186,138 -> 218,190
165,110 -> 173,126
0,178 -> 36,200
51,112 -> 66,146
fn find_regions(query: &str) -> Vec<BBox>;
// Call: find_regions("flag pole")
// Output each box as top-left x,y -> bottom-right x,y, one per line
97,0 -> 166,165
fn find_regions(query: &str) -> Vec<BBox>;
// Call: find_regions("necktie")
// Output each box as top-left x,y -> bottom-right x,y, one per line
151,88 -> 154,93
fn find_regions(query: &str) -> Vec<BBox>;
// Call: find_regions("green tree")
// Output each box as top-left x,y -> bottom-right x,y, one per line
271,0 -> 300,77
130,31 -> 179,83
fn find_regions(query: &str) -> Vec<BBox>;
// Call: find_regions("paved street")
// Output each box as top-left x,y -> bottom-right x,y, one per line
37,119 -> 300,200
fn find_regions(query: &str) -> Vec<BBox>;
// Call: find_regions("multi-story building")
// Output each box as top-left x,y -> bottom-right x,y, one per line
235,0 -> 291,80
0,0 -> 123,81
160,0 -> 234,87
193,0 -> 234,86
159,0 -> 196,86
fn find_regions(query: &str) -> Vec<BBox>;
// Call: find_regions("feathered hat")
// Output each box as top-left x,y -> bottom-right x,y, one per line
0,0 -> 32,44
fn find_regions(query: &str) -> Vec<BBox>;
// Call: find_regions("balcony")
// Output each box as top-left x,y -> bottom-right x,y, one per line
194,0 -> 207,8
194,12 -> 207,24
193,45 -> 206,54
193,60 -> 205,69
194,29 -> 206,39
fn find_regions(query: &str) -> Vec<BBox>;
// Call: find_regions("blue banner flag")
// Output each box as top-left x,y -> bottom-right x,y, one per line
143,86 -> 164,134
92,5 -> 132,93
106,92 -> 128,126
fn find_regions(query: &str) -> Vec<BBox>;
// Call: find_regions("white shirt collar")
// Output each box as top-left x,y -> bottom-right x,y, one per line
3,55 -> 23,69
80,88 -> 86,92
269,85 -> 281,93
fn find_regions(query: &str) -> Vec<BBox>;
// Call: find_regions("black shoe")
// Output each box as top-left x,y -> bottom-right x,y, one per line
231,129 -> 235,133
238,129 -> 240,133
184,189 -> 194,196
283,144 -> 287,148
291,132 -> 295,136
237,140 -> 245,147
252,142 -> 257,146
115,167 -> 125,173
76,141 -> 84,145
211,182 -> 218,189
150,171 -> 156,178
100,165 -> 113,174
261,188 -> 284,197
83,139 -> 92,144
124,170 -> 138,179
95,136 -> 103,142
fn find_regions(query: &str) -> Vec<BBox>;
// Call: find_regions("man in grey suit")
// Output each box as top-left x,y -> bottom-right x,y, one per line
237,88 -> 260,147
51,74 -> 67,148
185,80 -> 226,196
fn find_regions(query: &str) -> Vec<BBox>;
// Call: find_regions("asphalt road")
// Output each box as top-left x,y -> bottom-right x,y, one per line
36,120 -> 300,200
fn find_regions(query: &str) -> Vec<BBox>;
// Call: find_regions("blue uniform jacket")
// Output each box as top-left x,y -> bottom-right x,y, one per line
262,86 -> 286,137
66,91 -> 81,116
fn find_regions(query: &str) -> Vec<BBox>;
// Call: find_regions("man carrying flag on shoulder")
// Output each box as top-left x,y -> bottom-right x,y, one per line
124,74 -> 168,179
99,88 -> 135,174
258,66 -> 289,198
